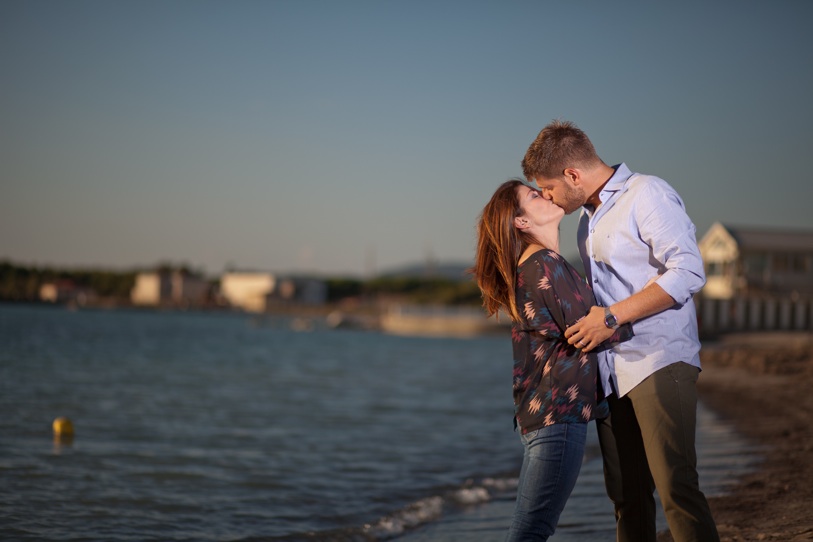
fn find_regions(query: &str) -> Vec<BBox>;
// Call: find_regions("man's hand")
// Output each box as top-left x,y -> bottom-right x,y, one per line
566,282 -> 677,352
565,306 -> 614,352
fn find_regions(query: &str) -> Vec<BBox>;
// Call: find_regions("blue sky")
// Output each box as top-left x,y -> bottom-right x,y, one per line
2,1 -> 812,277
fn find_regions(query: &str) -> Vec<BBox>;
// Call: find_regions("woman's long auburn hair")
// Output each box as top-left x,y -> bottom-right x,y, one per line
472,179 -> 538,322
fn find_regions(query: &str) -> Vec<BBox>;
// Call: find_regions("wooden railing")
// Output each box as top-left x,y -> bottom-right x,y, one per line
696,294 -> 813,336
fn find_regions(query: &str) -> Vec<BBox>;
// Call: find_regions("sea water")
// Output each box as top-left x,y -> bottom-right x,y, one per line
0,304 -> 756,541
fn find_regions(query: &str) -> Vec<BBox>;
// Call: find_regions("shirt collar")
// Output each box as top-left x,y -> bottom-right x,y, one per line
601,163 -> 633,197
584,163 -> 633,216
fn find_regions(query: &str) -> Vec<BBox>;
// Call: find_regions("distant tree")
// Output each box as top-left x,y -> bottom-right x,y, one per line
0,260 -> 136,301
325,278 -> 364,302
361,276 -> 481,306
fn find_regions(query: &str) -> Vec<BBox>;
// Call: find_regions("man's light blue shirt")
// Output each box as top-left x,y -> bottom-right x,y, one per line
578,163 -> 706,397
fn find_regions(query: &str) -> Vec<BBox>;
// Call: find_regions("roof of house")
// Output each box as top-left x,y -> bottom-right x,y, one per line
722,223 -> 813,252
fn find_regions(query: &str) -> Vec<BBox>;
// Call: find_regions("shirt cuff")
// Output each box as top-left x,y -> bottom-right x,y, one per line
656,269 -> 703,305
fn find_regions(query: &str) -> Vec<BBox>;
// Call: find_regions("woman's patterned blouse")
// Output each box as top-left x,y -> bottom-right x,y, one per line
512,249 -> 632,434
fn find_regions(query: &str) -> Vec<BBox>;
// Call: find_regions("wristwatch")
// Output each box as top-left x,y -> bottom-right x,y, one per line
603,307 -> 619,330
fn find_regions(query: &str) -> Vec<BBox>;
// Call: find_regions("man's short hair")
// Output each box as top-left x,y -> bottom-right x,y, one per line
522,120 -> 603,180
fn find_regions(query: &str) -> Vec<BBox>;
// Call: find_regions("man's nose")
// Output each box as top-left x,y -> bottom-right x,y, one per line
541,189 -> 553,200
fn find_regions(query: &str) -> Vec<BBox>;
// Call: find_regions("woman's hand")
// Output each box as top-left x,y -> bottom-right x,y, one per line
564,306 -> 615,352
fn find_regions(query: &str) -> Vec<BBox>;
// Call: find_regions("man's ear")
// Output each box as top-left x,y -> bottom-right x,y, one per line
563,167 -> 581,186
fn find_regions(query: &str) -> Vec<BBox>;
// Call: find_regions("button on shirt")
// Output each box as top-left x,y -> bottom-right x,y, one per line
577,163 -> 706,397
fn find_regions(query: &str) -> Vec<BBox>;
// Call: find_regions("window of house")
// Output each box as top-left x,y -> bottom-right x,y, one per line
791,254 -> 811,273
772,253 -> 790,272
743,253 -> 767,274
706,261 -> 733,277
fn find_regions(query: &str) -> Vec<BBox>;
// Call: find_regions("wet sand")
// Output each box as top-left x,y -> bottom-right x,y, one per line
658,332 -> 813,542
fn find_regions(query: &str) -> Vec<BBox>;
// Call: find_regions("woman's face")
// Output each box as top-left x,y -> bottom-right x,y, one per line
515,185 -> 565,228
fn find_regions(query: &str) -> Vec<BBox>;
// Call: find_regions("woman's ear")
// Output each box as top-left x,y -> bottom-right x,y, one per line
514,216 -> 530,230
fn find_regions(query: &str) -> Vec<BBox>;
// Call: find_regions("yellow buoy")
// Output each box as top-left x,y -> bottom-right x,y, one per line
52,417 -> 74,438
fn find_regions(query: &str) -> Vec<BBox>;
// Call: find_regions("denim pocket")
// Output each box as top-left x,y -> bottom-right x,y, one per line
520,428 -> 542,445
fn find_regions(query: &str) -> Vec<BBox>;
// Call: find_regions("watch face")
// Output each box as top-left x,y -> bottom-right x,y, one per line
605,313 -> 617,328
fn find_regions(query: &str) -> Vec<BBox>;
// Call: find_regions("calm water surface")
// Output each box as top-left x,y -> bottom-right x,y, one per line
0,304 -> 756,541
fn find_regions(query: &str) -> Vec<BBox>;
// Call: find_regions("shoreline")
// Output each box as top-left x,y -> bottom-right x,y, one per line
658,332 -> 813,542
395,400 -> 749,542
398,331 -> 813,542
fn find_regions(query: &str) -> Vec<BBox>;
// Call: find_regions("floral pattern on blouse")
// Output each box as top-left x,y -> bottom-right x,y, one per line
512,249 -> 632,434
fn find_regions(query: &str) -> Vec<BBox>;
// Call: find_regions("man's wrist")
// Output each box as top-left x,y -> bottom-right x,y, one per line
603,307 -> 620,330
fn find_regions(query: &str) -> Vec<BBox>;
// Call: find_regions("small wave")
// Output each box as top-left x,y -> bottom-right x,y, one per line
481,475 -> 519,493
362,496 -> 444,539
262,475 -> 518,540
359,475 -> 518,540
449,486 -> 490,505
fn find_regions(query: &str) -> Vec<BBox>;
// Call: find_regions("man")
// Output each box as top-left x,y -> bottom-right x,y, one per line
521,120 -> 719,542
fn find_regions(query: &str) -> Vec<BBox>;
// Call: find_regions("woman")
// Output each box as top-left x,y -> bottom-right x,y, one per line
472,179 -> 631,541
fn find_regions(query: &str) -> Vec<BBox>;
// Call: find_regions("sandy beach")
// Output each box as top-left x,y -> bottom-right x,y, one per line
657,332 -> 813,542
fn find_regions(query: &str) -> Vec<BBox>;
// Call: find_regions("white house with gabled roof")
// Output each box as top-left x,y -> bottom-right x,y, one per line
698,222 -> 813,300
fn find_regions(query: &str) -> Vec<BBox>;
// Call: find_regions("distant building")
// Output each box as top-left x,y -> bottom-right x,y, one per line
220,272 -> 327,312
131,273 -> 169,305
220,272 -> 277,312
131,270 -> 209,307
272,277 -> 328,306
39,280 -> 97,306
698,222 -> 813,299
380,304 -> 508,338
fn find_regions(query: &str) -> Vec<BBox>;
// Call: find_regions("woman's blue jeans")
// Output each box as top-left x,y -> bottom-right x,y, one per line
505,422 -> 587,542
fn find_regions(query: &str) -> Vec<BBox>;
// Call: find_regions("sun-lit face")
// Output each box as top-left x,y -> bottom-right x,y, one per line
515,185 -> 565,227
531,176 -> 586,215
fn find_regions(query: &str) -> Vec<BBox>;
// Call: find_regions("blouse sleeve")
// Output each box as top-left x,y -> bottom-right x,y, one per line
521,252 -> 592,338
607,322 -> 634,345
523,251 -> 633,346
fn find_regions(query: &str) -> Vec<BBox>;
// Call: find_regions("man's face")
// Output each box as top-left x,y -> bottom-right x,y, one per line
532,176 -> 586,215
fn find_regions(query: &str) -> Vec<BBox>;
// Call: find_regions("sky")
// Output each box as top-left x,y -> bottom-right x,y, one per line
2,1 -> 812,278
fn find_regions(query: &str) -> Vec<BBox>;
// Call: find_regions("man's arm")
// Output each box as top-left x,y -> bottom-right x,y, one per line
566,178 -> 705,352
564,282 -> 675,352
